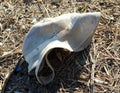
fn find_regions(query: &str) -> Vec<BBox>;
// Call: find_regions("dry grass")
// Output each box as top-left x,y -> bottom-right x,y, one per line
0,0 -> 120,93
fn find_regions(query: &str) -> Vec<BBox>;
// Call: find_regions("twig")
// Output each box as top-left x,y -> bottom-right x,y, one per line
71,0 -> 76,13
0,45 -> 21,58
37,0 -> 50,17
103,66 -> 109,75
89,53 -> 96,93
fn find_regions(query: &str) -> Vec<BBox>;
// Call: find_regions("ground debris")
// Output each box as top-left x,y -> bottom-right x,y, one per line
0,0 -> 120,93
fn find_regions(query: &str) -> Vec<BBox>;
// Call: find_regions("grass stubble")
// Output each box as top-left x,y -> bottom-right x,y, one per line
0,0 -> 120,93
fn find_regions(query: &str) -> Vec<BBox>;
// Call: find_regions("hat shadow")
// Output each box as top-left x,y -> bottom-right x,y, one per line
3,46 -> 90,93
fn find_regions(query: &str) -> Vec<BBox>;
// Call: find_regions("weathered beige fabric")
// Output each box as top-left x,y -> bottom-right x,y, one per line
22,12 -> 100,85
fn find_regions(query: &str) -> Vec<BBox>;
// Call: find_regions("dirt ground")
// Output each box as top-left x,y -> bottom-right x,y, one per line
0,0 -> 120,93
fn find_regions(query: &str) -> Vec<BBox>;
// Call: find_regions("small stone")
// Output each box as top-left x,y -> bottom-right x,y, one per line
21,25 -> 26,29
110,17 -> 114,21
0,23 -> 2,31
31,17 -> 37,24
5,28 -> 11,32
0,42 -> 3,46
109,17 -> 116,23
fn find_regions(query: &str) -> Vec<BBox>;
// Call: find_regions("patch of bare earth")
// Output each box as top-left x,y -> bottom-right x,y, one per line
0,0 -> 120,93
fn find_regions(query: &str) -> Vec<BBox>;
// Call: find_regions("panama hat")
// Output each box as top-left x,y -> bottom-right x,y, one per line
22,12 -> 100,85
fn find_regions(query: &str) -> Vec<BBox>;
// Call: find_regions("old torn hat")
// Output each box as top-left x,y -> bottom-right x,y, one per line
22,12 -> 100,85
